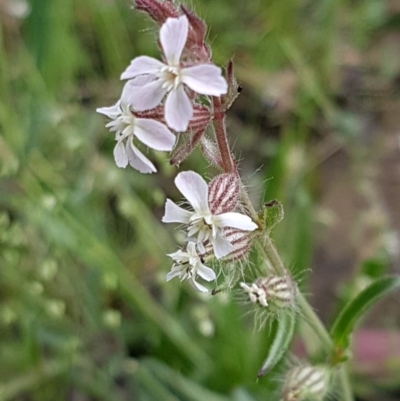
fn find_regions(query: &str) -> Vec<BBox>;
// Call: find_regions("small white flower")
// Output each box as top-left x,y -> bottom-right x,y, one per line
120,15 -> 227,132
96,81 -> 175,173
162,171 -> 258,259
240,282 -> 268,307
167,242 -> 216,292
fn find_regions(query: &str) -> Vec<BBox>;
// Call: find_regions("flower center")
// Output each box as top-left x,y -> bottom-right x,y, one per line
113,103 -> 136,142
159,66 -> 182,91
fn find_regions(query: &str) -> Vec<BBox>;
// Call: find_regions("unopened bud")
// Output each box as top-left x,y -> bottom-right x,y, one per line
200,136 -> 224,169
241,275 -> 296,310
135,0 -> 178,25
170,106 -> 211,166
283,365 -> 331,401
208,173 -> 239,215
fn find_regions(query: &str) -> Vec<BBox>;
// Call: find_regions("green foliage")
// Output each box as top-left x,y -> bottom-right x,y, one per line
331,276 -> 400,350
258,310 -> 296,378
0,0 -> 397,399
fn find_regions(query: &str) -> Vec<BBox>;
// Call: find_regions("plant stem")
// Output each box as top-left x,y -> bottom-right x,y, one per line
259,236 -> 333,352
212,94 -> 353,398
338,365 -> 354,401
212,97 -> 235,173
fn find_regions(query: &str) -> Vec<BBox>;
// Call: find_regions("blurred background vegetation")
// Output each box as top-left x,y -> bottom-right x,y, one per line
1,0 -> 400,400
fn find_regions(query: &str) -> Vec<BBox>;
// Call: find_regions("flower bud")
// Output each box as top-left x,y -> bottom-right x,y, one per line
283,365 -> 331,401
135,0 -> 178,25
169,105 -> 211,166
241,275 -> 296,310
208,173 -> 239,215
200,136 -> 224,169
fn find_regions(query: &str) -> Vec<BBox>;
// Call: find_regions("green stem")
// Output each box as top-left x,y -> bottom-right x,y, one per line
338,365 -> 354,401
212,94 -> 353,398
259,237 -> 333,352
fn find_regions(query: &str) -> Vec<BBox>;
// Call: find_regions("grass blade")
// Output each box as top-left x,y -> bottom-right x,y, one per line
331,276 -> 400,349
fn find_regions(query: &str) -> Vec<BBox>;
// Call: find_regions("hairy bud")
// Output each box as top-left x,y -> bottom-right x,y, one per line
208,173 -> 240,215
169,106 -> 211,166
200,136 -> 224,169
283,365 -> 331,401
241,275 -> 296,310
134,0 -> 178,25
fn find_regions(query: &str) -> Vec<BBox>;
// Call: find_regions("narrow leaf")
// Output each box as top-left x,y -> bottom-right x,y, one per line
258,310 -> 296,378
331,276 -> 400,349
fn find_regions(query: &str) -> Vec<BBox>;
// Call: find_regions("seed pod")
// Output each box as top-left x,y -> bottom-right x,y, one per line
283,365 -> 331,401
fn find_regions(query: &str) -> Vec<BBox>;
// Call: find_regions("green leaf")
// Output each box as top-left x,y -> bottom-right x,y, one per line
331,276 -> 400,349
261,200 -> 284,232
258,310 -> 296,378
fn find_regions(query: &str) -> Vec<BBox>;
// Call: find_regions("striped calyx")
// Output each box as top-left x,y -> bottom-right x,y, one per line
283,365 -> 331,401
170,105 -> 212,166
221,228 -> 253,261
240,275 -> 296,310
208,173 -> 239,215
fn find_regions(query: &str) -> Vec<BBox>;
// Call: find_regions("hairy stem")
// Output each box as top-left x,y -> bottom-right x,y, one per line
258,237 -> 333,352
212,94 -> 353,398
212,97 -> 235,173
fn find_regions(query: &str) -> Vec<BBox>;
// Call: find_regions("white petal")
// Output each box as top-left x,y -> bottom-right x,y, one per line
164,85 -> 193,132
97,102 -> 120,119
120,56 -> 164,80
182,64 -> 228,96
197,264 -> 216,282
175,171 -> 209,215
196,242 -> 206,254
166,269 -> 181,281
160,16 -> 188,66
189,277 -> 209,293
134,118 -> 175,151
162,199 -> 192,224
120,77 -> 156,104
186,242 -> 198,256
211,233 -> 233,259
213,212 -> 258,231
113,141 -> 128,168
125,141 -> 157,173
129,80 -> 168,111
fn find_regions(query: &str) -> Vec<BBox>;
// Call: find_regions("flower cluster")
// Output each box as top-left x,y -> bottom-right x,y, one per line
163,171 -> 258,291
97,14 -> 226,173
97,5 -> 258,292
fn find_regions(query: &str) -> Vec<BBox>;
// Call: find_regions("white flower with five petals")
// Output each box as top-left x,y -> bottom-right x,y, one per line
120,15 -> 227,132
162,171 -> 258,259
96,81 -> 175,173
167,242 -> 216,292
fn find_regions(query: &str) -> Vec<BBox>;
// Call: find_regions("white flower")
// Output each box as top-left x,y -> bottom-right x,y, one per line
120,15 -> 227,132
167,242 -> 216,292
96,81 -> 175,173
240,282 -> 268,307
162,171 -> 258,259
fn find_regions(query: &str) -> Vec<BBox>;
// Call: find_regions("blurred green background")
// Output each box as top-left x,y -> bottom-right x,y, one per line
1,0 -> 400,400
